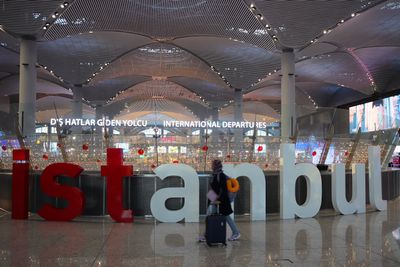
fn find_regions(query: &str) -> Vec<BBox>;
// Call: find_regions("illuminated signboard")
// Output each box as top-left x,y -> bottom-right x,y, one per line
50,118 -> 274,129
349,94 -> 400,133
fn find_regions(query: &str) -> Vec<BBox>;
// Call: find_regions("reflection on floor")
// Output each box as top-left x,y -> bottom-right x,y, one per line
1,198 -> 400,267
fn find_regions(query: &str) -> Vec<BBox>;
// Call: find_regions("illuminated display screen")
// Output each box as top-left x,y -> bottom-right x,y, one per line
168,146 -> 179,153
115,143 -> 129,153
158,146 -> 167,154
349,94 -> 400,133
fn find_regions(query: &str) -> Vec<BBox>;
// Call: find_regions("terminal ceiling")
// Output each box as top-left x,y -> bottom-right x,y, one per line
1,0 -> 400,123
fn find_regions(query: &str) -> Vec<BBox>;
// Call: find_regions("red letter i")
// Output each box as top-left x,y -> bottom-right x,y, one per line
11,149 -> 30,219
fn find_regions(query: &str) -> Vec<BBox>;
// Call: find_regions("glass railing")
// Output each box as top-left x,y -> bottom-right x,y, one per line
0,130 -> 398,172
0,104 -> 399,172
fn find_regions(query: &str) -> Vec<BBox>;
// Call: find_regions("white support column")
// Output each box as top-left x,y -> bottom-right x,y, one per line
234,89 -> 243,151
211,106 -> 219,121
198,114 -> 206,143
18,37 -> 37,136
95,104 -> 103,135
211,106 -> 219,144
281,48 -> 296,142
71,87 -> 83,134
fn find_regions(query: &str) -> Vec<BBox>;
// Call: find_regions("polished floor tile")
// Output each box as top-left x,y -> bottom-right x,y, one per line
1,198 -> 400,266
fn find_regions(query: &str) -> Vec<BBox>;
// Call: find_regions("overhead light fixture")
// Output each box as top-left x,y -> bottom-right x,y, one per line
351,13 -> 356,17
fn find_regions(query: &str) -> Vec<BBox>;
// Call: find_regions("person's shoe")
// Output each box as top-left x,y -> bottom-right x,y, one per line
197,235 -> 206,242
228,233 -> 241,241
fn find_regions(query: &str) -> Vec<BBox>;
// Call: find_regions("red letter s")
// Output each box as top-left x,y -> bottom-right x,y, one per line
37,163 -> 84,221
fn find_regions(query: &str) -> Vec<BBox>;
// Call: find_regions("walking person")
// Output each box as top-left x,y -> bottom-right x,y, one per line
199,159 -> 240,242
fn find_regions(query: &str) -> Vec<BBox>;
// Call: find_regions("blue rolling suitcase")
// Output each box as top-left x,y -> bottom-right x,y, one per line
205,203 -> 226,246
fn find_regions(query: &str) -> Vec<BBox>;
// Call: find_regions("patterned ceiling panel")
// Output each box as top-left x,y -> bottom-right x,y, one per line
354,46 -> 400,93
0,1 -> 399,111
0,75 -> 70,96
36,98 -> 94,122
0,46 -> 19,74
81,75 -> 152,102
0,0 -> 65,36
387,76 -> 400,92
219,101 -> 279,122
111,80 -> 207,107
298,43 -> 339,60
242,101 -> 279,119
250,78 -> 280,92
244,83 -> 315,108
37,68 -> 68,87
168,76 -> 233,104
36,107 -> 94,123
43,0 -> 276,51
0,72 -> 10,80
36,95 -> 74,111
320,0 -> 400,49
117,97 -> 210,119
174,98 -> 209,119
37,32 -> 153,84
326,87 -> 369,107
36,79 -> 72,95
117,99 -> 195,120
174,36 -> 281,90
92,42 -> 225,87
116,110 -> 196,122
103,80 -> 210,117
295,82 -> 364,108
245,85 -> 281,101
295,52 -> 373,95
252,0 -> 382,48
246,80 -> 368,109
0,31 -> 20,52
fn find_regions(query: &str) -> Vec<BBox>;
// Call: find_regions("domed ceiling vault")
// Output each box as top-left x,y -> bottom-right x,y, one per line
0,0 -> 399,121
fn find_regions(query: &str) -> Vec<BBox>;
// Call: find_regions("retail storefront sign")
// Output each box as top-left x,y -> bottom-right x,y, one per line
10,145 -> 385,223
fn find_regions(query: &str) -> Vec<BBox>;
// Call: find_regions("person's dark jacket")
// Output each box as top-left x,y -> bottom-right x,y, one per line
210,172 -> 233,216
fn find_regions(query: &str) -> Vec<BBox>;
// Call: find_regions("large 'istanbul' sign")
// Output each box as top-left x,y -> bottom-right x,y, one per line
10,144 -> 385,223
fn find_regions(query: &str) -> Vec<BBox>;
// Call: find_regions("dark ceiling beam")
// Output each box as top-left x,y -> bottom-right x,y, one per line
338,87 -> 400,109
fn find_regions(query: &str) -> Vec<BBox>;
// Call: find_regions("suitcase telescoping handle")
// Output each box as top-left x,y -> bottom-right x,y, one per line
211,201 -> 221,215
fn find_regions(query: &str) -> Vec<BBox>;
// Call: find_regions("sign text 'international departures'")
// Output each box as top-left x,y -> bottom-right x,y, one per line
49,118 -> 277,129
